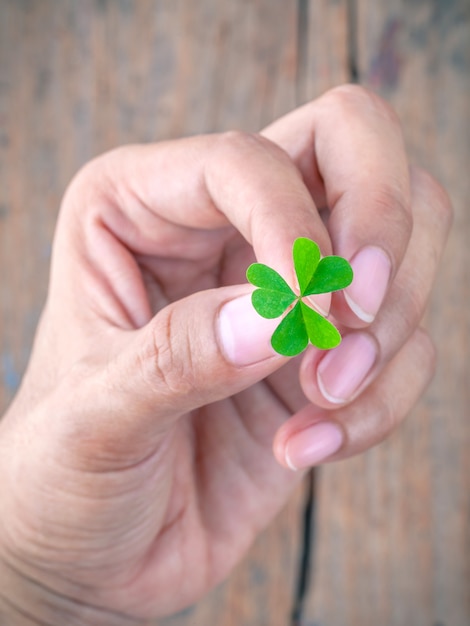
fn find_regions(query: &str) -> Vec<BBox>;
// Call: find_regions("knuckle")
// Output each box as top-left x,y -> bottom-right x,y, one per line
218,129 -> 259,148
411,166 -> 454,231
216,130 -> 264,159
322,84 -> 402,128
140,308 -> 196,400
373,180 -> 412,222
407,290 -> 425,330
363,181 -> 413,252
215,129 -> 291,166
65,145 -> 135,199
61,152 -> 116,221
67,151 -> 111,193
218,129 -> 264,150
384,272 -> 433,350
379,397 -> 398,441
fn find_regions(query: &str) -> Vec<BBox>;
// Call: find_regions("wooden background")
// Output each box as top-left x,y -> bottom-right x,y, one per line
0,1 -> 469,624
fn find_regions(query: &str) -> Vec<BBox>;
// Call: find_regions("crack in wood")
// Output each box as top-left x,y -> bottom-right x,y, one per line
291,1 -> 359,621
296,0 -> 310,103
348,0 -> 360,82
290,470 -> 316,626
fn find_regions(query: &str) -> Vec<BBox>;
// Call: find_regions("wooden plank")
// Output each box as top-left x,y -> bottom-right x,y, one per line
297,0 -> 350,103
0,1 -> 346,625
304,1 -> 470,624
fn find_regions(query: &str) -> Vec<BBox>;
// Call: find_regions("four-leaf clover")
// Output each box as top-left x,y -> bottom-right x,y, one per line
246,238 -> 353,356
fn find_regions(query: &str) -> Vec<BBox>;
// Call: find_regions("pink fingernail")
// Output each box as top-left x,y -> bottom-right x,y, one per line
344,247 -> 391,323
317,333 -> 377,403
285,422 -> 343,470
218,294 -> 280,366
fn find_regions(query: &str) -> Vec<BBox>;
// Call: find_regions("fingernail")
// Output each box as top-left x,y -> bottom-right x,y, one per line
285,422 -> 343,470
218,294 -> 280,366
344,247 -> 391,323
317,333 -> 377,403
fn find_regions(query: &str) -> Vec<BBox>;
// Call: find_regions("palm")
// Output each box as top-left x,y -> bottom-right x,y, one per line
117,384 -> 303,618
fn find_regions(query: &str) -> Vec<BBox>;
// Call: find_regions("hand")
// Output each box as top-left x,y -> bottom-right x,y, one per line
0,85 -> 451,623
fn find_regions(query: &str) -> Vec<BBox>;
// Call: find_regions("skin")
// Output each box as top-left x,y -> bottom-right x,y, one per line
0,85 -> 452,624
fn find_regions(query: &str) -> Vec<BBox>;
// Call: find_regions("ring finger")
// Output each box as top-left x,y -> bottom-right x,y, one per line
273,326 -> 435,469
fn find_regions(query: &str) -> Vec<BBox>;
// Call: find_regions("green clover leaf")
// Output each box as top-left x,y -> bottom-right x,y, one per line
246,237 -> 353,356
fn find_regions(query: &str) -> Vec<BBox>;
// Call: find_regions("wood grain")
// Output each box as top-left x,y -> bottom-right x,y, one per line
305,1 -> 470,625
1,0 -> 468,625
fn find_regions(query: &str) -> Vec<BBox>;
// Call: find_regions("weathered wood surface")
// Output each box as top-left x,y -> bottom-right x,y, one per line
304,2 -> 470,626
0,1 -> 468,625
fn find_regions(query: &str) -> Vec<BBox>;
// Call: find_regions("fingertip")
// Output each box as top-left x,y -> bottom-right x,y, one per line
280,421 -> 344,471
273,405 -> 345,471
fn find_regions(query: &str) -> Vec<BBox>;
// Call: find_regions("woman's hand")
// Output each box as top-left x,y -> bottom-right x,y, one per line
0,85 -> 451,624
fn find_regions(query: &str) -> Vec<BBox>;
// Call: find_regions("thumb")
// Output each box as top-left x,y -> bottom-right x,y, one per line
83,284 -> 286,461
130,284 -> 285,414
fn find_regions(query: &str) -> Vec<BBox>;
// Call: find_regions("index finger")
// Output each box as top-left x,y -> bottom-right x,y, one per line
262,85 -> 412,326
56,132 -> 332,328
